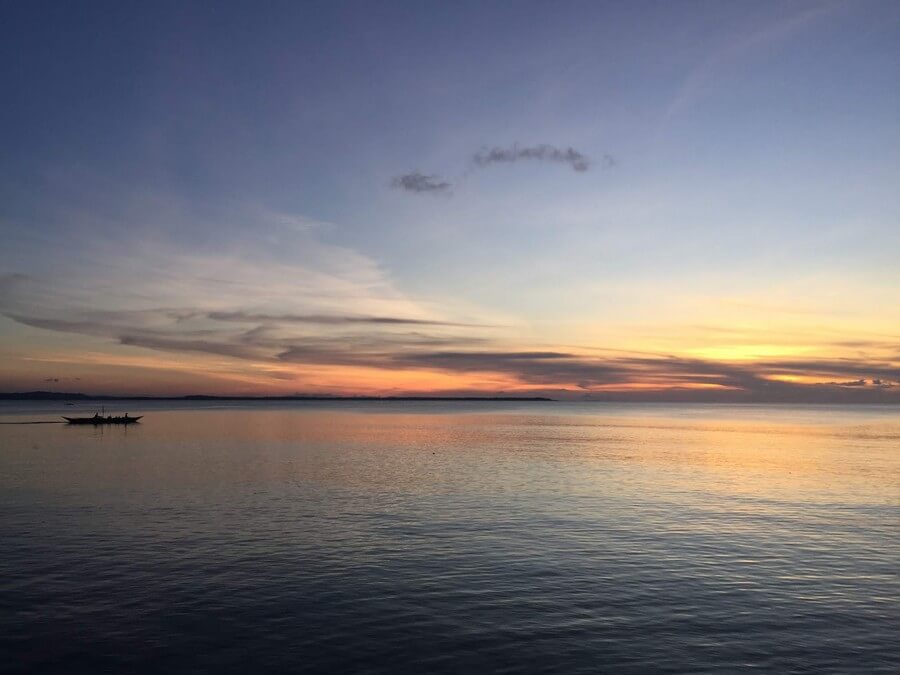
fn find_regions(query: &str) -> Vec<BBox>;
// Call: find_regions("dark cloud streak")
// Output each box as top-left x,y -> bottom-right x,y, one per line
473,144 -> 591,172
3,307 -> 898,402
207,311 -> 481,328
118,335 -> 265,360
391,171 -> 452,194
391,143 -> 608,199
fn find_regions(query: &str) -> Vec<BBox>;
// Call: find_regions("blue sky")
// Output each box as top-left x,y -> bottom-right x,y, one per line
1,1 -> 898,399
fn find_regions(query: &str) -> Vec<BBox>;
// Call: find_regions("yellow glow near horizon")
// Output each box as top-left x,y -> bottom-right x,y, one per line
2,307 -> 898,397
685,344 -> 814,361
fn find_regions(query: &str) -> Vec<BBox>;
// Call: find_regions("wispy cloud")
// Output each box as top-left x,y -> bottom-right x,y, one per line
755,359 -> 900,381
4,247 -> 898,402
662,1 -> 848,124
473,144 -> 591,172
119,334 -> 264,360
207,311 -> 481,327
390,350 -> 900,401
5,294 -> 899,400
391,171 -> 453,195
1,188 -> 895,402
0,205 -> 437,322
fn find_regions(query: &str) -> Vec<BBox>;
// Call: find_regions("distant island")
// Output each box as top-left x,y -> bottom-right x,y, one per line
0,391 -> 554,402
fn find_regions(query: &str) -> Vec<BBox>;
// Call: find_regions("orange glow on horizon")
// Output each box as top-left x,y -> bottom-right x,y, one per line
2,315 -> 897,399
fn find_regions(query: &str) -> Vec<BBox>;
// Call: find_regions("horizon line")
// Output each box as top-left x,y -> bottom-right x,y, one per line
0,391 -> 555,402
2,390 -> 899,405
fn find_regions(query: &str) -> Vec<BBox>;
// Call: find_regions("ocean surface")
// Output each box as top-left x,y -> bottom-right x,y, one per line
1,401 -> 897,673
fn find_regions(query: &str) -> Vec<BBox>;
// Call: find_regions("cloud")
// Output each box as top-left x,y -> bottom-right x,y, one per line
389,350 -> 900,400
0,205 -> 437,323
2,207 -> 897,402
5,294 -> 899,400
472,144 -> 591,172
831,379 -> 867,387
755,359 -> 900,382
395,350 -> 622,388
206,311 -> 480,327
390,143 -> 609,198
4,267 -> 898,402
662,2 -> 848,124
118,334 -> 265,360
391,171 -> 453,194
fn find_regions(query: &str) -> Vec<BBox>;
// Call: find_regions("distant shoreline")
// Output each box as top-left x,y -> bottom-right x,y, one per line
0,391 -> 554,402
2,391 -> 897,405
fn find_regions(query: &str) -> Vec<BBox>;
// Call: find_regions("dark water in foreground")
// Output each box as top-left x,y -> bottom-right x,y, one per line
1,401 -> 898,673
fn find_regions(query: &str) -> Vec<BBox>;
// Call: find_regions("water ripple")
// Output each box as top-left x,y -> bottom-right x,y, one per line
1,403 -> 898,673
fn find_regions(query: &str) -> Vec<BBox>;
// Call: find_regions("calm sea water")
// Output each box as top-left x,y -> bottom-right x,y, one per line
1,401 -> 897,673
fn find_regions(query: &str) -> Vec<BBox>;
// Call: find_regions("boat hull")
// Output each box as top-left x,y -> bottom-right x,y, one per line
63,416 -> 142,425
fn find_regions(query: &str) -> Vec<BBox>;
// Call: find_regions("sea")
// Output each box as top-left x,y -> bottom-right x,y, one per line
1,400 -> 897,673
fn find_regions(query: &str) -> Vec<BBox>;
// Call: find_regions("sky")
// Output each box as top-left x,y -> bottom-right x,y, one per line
1,0 -> 898,401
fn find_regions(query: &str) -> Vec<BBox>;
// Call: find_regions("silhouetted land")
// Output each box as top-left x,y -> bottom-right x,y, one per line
0,391 -> 553,402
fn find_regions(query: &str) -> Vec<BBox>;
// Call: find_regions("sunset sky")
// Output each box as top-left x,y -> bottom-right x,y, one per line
1,1 -> 898,400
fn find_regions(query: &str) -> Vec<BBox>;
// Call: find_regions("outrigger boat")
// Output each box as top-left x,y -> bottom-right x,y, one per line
63,412 -> 142,425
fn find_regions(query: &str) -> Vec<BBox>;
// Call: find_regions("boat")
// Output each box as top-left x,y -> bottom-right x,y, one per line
63,413 -> 142,425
